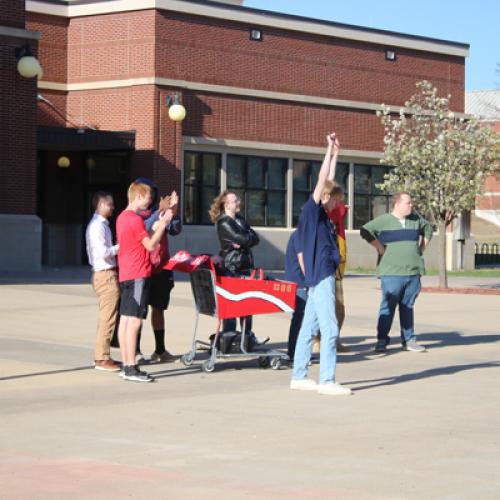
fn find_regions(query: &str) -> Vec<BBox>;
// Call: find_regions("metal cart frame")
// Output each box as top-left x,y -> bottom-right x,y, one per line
180,267 -> 292,373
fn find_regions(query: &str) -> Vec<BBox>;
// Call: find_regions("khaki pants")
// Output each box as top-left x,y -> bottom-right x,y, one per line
91,269 -> 120,361
312,277 -> 345,353
335,278 -> 345,331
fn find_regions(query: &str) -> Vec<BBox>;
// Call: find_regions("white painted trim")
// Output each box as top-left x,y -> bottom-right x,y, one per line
286,158 -> 293,228
220,152 -> 227,191
347,162 -> 354,230
36,76 -> 402,114
0,26 -> 40,40
473,210 -> 500,227
183,136 -> 383,160
37,76 -> 469,118
481,192 -> 500,197
26,0 -> 468,57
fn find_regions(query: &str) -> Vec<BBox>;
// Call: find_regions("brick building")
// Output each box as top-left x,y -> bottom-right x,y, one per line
1,0 -> 470,270
465,89 -> 500,245
0,0 -> 41,271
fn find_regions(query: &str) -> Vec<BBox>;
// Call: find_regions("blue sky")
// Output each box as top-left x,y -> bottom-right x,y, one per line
244,0 -> 499,91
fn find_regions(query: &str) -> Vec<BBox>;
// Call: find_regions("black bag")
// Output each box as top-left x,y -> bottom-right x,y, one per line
210,331 -> 255,354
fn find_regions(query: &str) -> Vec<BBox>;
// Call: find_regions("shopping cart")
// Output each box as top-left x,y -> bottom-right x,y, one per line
166,250 -> 296,373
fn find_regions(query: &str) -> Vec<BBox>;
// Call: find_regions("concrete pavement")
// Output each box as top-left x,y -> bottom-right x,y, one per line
0,270 -> 499,499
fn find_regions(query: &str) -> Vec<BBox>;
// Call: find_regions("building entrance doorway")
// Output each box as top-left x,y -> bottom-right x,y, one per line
37,127 -> 135,265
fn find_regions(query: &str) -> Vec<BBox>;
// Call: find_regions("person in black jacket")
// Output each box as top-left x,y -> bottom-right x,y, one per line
209,191 -> 268,344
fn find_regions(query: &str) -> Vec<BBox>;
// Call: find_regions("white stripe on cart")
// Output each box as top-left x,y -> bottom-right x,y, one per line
215,287 -> 294,313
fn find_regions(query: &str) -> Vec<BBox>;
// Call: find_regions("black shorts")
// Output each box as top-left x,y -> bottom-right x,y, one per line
148,270 -> 175,310
119,278 -> 151,319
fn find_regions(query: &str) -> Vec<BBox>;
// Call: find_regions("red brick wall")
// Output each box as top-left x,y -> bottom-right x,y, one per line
476,122 -> 500,211
0,0 -> 25,28
37,90 -> 68,127
65,85 -> 181,194
0,2 -> 38,214
26,13 -> 68,83
66,10 -> 156,83
183,91 -> 383,151
477,171 -> 500,210
24,7 -> 466,198
27,9 -> 465,111
155,11 -> 465,111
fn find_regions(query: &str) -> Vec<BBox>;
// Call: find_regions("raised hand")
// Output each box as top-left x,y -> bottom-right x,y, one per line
169,190 -> 179,208
159,207 -> 174,226
158,195 -> 171,213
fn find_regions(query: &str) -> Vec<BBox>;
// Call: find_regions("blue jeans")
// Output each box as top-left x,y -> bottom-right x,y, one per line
287,286 -> 308,359
292,276 -> 338,385
377,275 -> 421,344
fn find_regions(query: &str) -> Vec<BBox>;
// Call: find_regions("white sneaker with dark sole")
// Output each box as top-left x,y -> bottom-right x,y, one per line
290,378 -> 318,391
318,382 -> 352,396
121,366 -> 154,383
403,340 -> 426,352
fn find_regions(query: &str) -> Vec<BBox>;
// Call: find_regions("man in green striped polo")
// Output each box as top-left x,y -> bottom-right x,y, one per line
361,192 -> 433,353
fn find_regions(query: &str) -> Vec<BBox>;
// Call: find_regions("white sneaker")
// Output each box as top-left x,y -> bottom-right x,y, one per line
318,382 -> 352,396
403,339 -> 426,353
290,378 -> 318,391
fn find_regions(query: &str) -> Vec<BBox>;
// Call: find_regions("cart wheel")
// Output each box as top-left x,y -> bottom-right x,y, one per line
201,359 -> 215,373
258,356 -> 270,368
181,353 -> 195,366
270,357 -> 282,370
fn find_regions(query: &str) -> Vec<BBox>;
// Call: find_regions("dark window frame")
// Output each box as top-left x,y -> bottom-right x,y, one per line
227,154 -> 287,227
183,151 -> 221,225
353,164 -> 392,229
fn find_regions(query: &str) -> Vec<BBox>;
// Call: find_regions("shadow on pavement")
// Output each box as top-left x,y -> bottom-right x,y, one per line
0,365 -> 94,381
347,360 -> 500,391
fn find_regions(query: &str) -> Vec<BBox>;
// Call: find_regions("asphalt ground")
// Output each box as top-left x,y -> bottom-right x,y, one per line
0,270 -> 499,499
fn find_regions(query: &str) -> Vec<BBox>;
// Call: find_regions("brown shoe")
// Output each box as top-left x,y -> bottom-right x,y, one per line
95,359 -> 121,372
337,341 -> 350,353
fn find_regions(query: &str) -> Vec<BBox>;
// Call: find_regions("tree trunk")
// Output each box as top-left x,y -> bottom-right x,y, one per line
437,220 -> 448,288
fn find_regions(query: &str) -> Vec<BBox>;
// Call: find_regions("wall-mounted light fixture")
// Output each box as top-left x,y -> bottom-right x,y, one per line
249,28 -> 263,41
15,44 -> 43,79
166,93 -> 186,122
385,49 -> 396,61
85,155 -> 96,169
57,156 -> 70,168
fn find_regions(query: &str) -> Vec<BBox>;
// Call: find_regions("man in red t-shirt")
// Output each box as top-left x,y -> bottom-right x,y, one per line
116,181 -> 173,383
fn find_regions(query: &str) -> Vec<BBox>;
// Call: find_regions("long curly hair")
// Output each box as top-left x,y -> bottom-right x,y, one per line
209,190 -> 234,224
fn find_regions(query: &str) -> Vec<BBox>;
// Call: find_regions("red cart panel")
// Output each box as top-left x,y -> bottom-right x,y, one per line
215,275 -> 296,319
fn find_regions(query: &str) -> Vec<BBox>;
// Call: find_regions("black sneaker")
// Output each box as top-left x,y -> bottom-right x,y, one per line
122,365 -> 154,383
374,340 -> 388,353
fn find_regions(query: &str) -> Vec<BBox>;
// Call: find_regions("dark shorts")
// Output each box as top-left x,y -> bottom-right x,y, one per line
119,277 -> 151,319
148,269 -> 175,310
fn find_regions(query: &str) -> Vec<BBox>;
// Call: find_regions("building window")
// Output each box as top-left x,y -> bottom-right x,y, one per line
184,152 -> 221,224
292,160 -> 349,226
227,155 -> 287,227
353,164 -> 391,228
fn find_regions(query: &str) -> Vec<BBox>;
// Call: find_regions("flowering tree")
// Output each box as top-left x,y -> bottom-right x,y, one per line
377,80 -> 500,288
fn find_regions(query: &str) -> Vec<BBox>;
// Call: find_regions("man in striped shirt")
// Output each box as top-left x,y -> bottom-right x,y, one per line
361,192 -> 433,354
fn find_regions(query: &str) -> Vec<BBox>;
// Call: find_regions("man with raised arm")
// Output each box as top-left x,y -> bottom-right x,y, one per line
290,133 -> 352,396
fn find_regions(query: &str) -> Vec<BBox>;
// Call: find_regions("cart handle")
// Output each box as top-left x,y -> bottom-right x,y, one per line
250,268 -> 264,280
